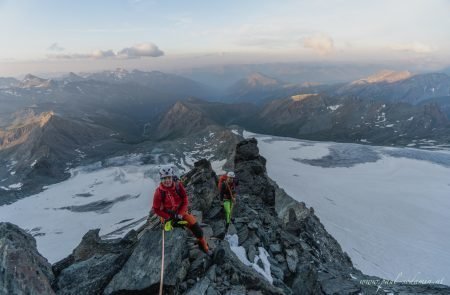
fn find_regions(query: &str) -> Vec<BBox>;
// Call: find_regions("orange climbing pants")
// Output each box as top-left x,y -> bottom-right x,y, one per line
182,213 -> 209,252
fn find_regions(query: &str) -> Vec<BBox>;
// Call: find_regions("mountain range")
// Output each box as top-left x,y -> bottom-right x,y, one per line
1,68 -> 450,203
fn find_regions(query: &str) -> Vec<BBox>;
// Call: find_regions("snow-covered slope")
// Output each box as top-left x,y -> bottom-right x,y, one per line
244,130 -> 450,283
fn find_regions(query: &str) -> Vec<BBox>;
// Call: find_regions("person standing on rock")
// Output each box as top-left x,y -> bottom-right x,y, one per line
152,166 -> 210,253
219,171 -> 239,232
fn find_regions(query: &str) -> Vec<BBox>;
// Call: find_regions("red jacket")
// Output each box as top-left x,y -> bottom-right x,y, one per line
152,182 -> 189,219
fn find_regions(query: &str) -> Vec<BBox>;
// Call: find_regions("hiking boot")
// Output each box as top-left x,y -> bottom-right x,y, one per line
213,248 -> 225,265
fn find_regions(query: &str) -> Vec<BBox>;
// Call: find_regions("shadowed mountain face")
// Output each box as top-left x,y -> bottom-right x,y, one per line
148,90 -> 450,147
254,94 -> 450,145
0,111 -> 122,204
146,97 -> 259,140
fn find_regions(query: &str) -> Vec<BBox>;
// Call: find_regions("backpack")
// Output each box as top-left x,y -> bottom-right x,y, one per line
218,174 -> 228,191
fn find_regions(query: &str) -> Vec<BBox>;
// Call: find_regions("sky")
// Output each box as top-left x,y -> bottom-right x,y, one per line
1,0 -> 450,76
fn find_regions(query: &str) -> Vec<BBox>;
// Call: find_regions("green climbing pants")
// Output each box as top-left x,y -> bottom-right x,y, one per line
223,200 -> 233,224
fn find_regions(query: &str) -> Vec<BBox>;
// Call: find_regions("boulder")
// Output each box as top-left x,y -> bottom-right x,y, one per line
103,228 -> 188,294
185,277 -> 211,295
269,244 -> 282,254
285,249 -> 299,273
55,254 -> 126,295
0,222 -> 55,295
291,264 -> 322,295
71,228 -> 136,263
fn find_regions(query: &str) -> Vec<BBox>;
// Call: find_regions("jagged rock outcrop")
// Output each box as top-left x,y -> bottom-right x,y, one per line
229,139 -> 358,293
0,222 -> 55,295
234,138 -> 275,206
229,138 -> 450,295
182,158 -> 218,213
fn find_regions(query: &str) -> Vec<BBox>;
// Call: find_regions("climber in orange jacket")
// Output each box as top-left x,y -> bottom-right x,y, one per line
152,166 -> 209,253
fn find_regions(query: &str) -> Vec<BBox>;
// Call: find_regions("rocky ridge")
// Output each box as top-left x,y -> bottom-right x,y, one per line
1,138 -> 450,294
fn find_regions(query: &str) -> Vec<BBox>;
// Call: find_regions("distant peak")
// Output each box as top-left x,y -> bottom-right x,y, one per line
65,72 -> 84,81
245,72 -> 281,87
23,74 -> 42,81
291,93 -> 318,101
68,72 -> 80,77
352,70 -> 413,84
19,74 -> 54,88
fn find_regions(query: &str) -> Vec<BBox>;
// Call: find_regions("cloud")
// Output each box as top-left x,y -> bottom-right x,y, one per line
48,43 -> 65,52
50,50 -> 116,59
390,42 -> 434,54
303,34 -> 334,55
117,43 -> 164,58
48,42 -> 164,60
91,49 -> 116,58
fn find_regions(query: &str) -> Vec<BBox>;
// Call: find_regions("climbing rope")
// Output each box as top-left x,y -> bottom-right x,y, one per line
159,227 -> 165,295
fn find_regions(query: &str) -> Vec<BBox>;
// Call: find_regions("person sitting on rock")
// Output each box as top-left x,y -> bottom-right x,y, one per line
219,171 -> 239,231
152,165 -> 210,253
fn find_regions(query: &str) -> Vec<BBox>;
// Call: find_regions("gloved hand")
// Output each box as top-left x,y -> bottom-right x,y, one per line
167,212 -> 181,221
173,214 -> 183,222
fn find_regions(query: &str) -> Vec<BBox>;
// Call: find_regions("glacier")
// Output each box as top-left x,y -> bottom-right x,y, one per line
244,130 -> 450,283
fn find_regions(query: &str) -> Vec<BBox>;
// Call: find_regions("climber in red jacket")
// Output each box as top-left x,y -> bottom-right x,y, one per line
152,165 -> 210,253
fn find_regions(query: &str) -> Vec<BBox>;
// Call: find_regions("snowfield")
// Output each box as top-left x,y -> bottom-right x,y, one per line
244,130 -> 450,284
0,154 -> 159,263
